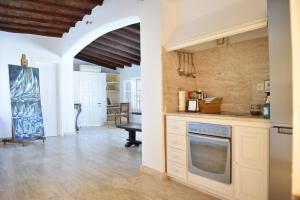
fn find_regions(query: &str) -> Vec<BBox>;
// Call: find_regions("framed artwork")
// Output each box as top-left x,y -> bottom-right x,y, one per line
8,65 -> 45,141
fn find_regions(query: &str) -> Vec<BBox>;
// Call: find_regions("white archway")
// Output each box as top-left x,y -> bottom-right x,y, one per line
57,16 -> 141,138
62,16 -> 140,58
57,0 -> 164,173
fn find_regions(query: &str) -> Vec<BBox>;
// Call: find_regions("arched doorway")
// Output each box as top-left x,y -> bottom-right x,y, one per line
57,1 -> 164,172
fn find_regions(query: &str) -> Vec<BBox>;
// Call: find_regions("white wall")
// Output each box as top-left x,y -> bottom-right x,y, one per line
57,56 -> 75,135
118,65 -> 141,123
38,62 -> 58,137
0,32 -> 61,138
290,0 -> 300,196
59,0 -> 164,172
165,0 -> 267,50
177,0 -> 266,26
161,0 -> 179,46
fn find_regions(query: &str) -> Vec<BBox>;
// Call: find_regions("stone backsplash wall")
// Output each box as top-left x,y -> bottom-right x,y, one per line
163,37 -> 270,113
162,48 -> 197,112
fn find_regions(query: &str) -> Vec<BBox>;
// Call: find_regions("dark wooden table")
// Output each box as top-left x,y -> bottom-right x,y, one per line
116,123 -> 142,147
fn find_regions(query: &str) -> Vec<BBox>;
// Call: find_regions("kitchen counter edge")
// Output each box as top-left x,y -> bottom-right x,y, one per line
165,112 -> 271,128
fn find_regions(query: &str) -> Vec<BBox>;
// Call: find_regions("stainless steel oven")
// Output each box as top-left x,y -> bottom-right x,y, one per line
188,122 -> 232,184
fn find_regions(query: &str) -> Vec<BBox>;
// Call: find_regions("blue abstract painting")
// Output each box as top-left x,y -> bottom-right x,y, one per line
8,65 -> 45,141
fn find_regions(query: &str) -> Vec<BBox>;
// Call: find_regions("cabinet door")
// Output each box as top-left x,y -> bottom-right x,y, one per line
234,126 -> 269,200
167,119 -> 186,135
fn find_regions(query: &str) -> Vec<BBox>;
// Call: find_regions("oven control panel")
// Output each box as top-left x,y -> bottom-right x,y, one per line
188,122 -> 231,138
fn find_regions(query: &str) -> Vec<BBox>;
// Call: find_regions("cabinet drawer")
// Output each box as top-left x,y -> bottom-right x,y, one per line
167,161 -> 187,179
167,119 -> 186,135
167,147 -> 186,165
167,134 -> 186,150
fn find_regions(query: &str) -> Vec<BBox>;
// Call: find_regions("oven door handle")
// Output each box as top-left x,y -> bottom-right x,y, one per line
188,133 -> 230,143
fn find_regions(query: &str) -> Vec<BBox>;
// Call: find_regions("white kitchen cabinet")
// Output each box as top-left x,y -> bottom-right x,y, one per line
166,119 -> 187,181
234,126 -> 269,200
167,161 -> 187,180
167,119 -> 186,135
165,114 -> 270,200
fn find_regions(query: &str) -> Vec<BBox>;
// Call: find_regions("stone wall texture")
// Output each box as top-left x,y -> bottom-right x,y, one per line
163,37 -> 269,113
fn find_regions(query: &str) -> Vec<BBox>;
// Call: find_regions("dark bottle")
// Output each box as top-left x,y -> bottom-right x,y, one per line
263,93 -> 270,119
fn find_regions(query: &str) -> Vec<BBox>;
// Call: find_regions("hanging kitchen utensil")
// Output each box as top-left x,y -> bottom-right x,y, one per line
177,52 -> 184,76
185,52 -> 189,76
187,53 -> 191,77
182,52 -> 186,76
191,53 -> 196,78
190,53 -> 194,77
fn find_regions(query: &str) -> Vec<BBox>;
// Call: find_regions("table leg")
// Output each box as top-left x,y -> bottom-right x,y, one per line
125,130 -> 142,147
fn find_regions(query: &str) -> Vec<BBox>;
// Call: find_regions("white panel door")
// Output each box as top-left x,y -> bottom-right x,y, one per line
234,126 -> 269,200
74,72 -> 106,127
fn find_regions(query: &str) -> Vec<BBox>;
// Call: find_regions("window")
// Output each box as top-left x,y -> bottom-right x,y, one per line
123,78 -> 142,112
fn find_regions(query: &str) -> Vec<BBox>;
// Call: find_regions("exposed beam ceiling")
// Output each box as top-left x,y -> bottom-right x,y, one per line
0,0 -> 104,37
75,23 -> 141,70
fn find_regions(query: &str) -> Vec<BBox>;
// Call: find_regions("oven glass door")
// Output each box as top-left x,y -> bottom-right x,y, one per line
188,133 -> 231,184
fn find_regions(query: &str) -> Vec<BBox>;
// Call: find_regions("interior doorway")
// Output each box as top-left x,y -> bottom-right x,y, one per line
73,71 -> 107,127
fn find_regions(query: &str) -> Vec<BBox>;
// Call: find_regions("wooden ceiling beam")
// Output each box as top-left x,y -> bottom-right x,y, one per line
109,30 -> 140,43
123,26 -> 140,35
0,15 -> 70,31
0,19 -> 68,33
94,39 -> 140,56
31,0 -> 103,10
78,51 -> 128,67
75,55 -> 117,70
85,45 -> 140,65
0,6 -> 76,25
129,23 -> 140,29
76,23 -> 140,69
0,0 -> 91,18
0,13 -> 74,27
80,50 -> 132,66
75,54 -> 121,70
0,22 -> 63,34
0,3 -> 82,21
102,34 -> 140,51
23,0 -> 91,14
117,27 -> 140,36
0,26 -> 62,37
0,0 -> 103,37
88,43 -> 141,62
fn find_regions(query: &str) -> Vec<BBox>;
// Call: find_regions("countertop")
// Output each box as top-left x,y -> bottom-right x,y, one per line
166,111 -> 270,124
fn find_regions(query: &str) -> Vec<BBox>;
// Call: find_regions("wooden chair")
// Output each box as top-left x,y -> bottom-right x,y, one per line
115,103 -> 130,125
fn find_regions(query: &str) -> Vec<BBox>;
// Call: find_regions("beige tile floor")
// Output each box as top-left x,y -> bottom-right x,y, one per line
0,126 -> 218,200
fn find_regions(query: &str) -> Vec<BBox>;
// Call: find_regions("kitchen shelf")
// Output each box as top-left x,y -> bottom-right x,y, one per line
106,73 -> 120,124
